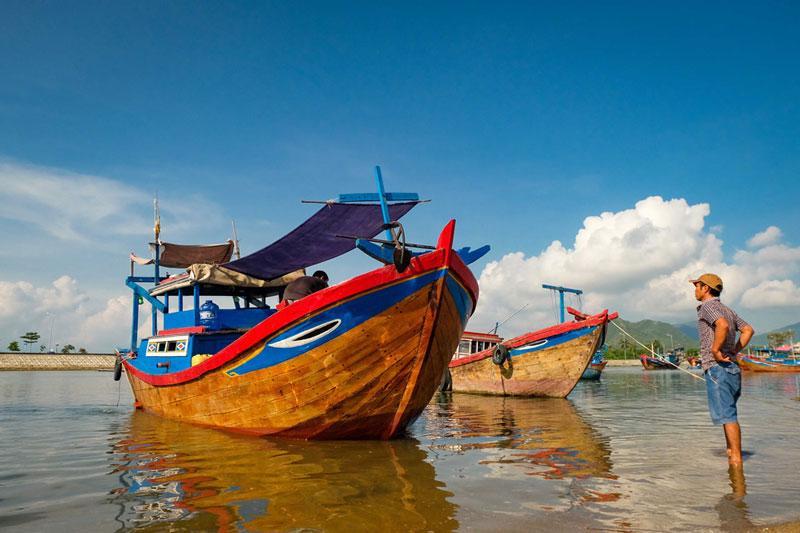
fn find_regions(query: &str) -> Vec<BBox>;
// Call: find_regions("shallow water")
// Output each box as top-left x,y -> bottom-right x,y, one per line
0,368 -> 798,531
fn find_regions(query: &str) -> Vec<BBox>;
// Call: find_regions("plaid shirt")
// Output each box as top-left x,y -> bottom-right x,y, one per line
696,297 -> 750,371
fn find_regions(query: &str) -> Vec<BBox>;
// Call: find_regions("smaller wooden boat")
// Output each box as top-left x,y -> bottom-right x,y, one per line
739,354 -> 800,372
448,309 -> 617,398
581,347 -> 608,380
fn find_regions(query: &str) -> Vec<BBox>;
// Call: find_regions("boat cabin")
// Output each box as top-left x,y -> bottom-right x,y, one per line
121,190 -> 424,376
454,331 -> 502,360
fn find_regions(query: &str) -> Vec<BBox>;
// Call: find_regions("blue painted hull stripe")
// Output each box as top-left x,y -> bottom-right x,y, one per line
510,326 -> 597,357
445,274 -> 472,327
227,269 -> 447,376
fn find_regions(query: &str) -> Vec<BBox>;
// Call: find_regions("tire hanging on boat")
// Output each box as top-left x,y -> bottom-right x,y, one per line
113,358 -> 122,381
492,344 -> 510,366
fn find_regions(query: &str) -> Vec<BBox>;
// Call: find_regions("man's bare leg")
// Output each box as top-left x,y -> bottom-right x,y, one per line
724,422 -> 742,465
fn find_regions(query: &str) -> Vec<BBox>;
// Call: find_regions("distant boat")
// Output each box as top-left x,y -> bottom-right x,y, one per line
739,353 -> 800,373
581,347 -> 608,380
639,352 -> 682,370
446,309 -> 617,398
117,169 -> 487,439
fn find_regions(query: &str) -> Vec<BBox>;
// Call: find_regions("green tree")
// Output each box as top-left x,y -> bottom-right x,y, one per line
7,341 -> 20,352
20,331 -> 41,352
650,339 -> 663,354
61,344 -> 75,354
767,330 -> 794,348
619,337 -> 632,359
78,348 -> 87,354
39,344 -> 46,352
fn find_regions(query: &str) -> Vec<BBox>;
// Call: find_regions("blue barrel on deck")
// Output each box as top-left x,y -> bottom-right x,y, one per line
199,300 -> 221,330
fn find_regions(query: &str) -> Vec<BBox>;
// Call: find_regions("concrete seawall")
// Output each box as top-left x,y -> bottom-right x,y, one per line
0,353 -> 646,370
0,353 -> 116,371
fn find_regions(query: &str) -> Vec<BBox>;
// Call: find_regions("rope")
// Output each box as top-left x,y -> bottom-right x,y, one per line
610,320 -> 800,413
490,303 -> 531,334
609,320 -> 705,381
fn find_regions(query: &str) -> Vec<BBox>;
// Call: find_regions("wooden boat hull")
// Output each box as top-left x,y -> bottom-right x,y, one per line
123,227 -> 478,439
739,355 -> 800,373
448,312 -> 611,398
581,360 -> 607,380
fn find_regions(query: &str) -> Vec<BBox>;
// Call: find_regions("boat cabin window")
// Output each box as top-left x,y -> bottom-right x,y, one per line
167,341 -> 178,351
458,340 -> 470,354
157,342 -> 167,352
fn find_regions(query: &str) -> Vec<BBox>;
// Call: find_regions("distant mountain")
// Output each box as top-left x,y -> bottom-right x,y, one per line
751,321 -> 800,346
674,322 -> 698,340
605,318 -> 698,350
603,317 -> 800,352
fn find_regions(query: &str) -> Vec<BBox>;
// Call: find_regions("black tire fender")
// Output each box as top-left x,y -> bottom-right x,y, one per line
113,358 -> 123,381
492,344 -> 510,366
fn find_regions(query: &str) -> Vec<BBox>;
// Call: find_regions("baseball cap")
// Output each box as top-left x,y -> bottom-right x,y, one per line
690,273 -> 723,292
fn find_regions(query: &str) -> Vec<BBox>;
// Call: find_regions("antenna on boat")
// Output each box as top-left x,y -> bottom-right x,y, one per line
542,284 -> 583,323
231,220 -> 241,260
490,303 -> 531,335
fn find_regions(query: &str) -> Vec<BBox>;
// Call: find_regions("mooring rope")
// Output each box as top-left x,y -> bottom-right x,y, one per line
609,320 -> 705,381
609,319 -> 800,413
489,303 -> 531,334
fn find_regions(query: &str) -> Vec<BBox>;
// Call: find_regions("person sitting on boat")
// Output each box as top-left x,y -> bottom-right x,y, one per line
691,272 -> 754,466
282,270 -> 329,304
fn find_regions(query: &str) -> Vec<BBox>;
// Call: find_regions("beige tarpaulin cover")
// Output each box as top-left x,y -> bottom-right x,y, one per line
131,241 -> 235,268
149,264 -> 305,296
156,241 -> 235,268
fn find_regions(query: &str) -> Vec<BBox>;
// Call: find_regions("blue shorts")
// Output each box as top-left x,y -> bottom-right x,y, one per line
705,362 -> 741,425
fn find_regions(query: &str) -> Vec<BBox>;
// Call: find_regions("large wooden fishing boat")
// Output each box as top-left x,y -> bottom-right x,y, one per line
447,308 -> 617,398
116,169 -> 485,439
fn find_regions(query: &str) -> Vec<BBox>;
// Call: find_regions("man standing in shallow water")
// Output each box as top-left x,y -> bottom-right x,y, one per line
691,273 -> 754,465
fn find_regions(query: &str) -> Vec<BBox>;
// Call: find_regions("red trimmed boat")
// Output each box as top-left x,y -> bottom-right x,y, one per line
639,352 -> 681,370
116,168 -> 486,439
447,308 -> 617,398
739,354 -> 800,372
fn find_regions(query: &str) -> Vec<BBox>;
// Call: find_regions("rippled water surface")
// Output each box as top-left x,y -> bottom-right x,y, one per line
1,368 -> 799,531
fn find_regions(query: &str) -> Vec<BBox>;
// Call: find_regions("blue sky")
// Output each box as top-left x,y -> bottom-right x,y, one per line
1,2 -> 798,349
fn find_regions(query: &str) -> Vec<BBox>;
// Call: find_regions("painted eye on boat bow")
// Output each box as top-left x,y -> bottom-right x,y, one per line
268,319 -> 343,349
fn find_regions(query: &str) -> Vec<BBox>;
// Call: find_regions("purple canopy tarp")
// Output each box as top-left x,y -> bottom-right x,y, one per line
224,202 -> 417,280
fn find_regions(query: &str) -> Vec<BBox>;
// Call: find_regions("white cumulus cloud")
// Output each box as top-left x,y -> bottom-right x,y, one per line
740,280 -> 800,309
0,276 -> 151,352
747,226 -> 783,248
470,196 -> 800,337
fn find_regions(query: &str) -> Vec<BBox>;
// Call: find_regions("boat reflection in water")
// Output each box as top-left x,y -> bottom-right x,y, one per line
109,411 -> 458,531
433,393 -> 614,481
